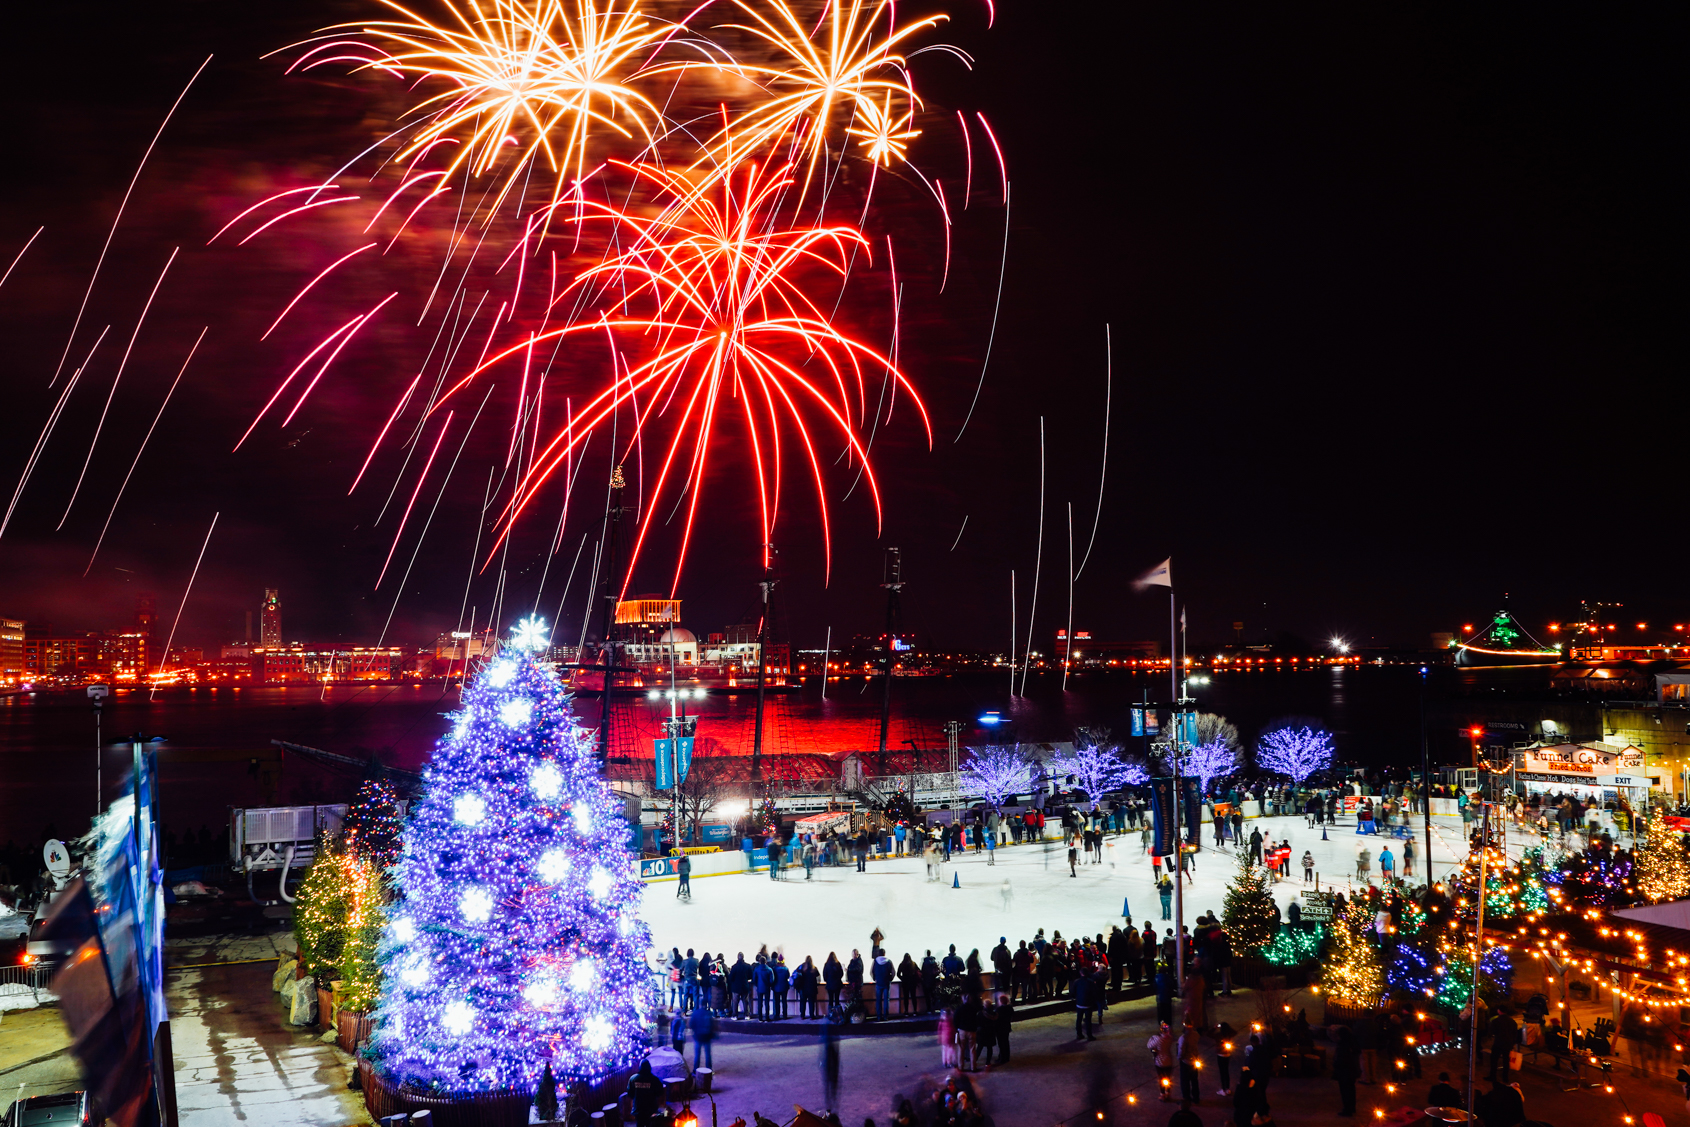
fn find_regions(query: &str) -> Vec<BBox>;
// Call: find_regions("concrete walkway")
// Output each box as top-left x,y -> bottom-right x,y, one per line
167,958 -> 372,1126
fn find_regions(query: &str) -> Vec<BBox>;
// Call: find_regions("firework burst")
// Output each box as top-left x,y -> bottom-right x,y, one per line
453,150 -> 931,590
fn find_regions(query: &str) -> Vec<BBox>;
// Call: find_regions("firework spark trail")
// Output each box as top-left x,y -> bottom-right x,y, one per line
1062,500 -> 1073,691
455,465 -> 498,639
280,291 -> 399,427
1008,567 -> 1016,696
151,510 -> 219,699
1075,323 -> 1111,580
237,314 -> 367,449
949,514 -> 967,551
86,326 -> 208,574
975,111 -> 1007,205
352,284 -> 465,493
49,55 -> 210,388
376,409 -> 455,588
953,179 -> 1009,442
378,384 -> 496,643
208,184 -> 340,244
1019,415 -> 1044,696
375,290 -> 487,524
546,532 -> 591,645
1,327 -> 109,539
955,111 -> 972,208
262,241 -> 378,338
58,247 -> 180,529
238,196 -> 362,245
0,227 -> 44,291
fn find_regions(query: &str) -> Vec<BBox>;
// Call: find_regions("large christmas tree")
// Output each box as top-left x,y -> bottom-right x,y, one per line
1221,854 -> 1279,951
372,618 -> 652,1094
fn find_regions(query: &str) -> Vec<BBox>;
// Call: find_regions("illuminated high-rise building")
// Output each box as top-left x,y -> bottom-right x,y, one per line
261,588 -> 281,646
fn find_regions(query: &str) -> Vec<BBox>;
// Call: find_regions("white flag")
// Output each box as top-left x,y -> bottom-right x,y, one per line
1134,558 -> 1171,590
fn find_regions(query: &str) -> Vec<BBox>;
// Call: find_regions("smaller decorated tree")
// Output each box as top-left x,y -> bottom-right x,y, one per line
1634,810 -> 1690,903
1321,897 -> 1385,1010
344,778 -> 403,867
1051,739 -> 1141,799
1164,739 -> 1236,795
1255,726 -> 1335,783
961,744 -> 1033,809
1221,854 -> 1279,952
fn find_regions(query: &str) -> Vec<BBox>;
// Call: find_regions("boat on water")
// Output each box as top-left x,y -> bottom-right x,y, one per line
1454,610 -> 1563,668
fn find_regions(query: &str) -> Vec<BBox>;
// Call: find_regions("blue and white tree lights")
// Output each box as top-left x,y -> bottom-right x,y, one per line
371,619 -> 652,1095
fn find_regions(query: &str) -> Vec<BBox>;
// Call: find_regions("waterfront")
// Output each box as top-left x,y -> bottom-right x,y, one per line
0,666 -> 1438,843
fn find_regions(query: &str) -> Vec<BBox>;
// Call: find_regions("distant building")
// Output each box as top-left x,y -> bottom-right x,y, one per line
261,589 -> 281,646
1053,631 -> 1161,664
434,630 -> 494,662
0,616 -> 22,679
251,644 -> 406,683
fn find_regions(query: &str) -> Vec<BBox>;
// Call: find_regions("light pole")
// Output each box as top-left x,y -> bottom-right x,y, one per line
649,687 -> 703,847
88,684 -> 110,815
1420,666 -> 1434,887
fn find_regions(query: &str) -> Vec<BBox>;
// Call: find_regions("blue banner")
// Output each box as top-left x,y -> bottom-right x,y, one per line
1150,777 -> 1176,855
700,823 -> 733,844
1182,778 -> 1203,847
1130,709 -> 1145,737
654,738 -> 674,789
676,736 -> 694,786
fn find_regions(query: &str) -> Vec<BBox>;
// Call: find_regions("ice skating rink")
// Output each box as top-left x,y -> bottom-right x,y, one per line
638,813 -> 1495,964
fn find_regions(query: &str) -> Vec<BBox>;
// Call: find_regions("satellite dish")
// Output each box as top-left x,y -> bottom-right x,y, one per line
43,839 -> 71,881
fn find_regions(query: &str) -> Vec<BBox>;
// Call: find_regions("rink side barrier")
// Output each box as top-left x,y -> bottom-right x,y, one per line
634,797 -> 1465,882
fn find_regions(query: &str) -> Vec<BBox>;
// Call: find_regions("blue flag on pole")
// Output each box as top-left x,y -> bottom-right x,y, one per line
675,736 -> 694,786
654,739 -> 674,789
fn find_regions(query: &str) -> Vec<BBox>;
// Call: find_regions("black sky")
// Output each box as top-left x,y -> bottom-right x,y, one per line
0,2 -> 1678,655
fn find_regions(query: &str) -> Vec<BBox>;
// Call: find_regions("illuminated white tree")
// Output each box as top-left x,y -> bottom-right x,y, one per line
1162,740 -> 1237,795
1051,741 -> 1141,798
960,744 -> 1034,809
1255,726 -> 1335,783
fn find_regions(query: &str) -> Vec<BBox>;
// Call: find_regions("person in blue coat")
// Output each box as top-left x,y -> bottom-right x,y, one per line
872,951 -> 895,1018
752,955 -> 775,1022
772,955 -> 791,1020
689,1002 -> 718,1070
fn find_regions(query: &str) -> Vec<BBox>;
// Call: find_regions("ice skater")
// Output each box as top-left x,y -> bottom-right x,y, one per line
1000,878 -> 1014,912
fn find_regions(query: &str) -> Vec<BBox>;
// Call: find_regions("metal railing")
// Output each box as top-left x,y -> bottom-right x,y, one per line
0,964 -> 55,1006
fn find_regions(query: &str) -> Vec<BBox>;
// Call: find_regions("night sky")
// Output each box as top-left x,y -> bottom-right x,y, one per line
0,3 -> 1676,656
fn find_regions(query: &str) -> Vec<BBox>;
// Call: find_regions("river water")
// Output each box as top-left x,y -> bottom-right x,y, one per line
0,665 -> 1446,847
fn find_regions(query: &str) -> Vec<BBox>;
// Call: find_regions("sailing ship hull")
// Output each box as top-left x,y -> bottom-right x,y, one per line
1454,645 -> 1561,668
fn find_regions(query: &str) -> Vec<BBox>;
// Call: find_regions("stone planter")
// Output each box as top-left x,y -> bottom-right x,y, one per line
337,1009 -> 374,1053
360,1058 -> 532,1127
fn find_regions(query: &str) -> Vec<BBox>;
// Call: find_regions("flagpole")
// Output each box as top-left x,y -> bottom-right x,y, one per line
1171,587 -> 1184,989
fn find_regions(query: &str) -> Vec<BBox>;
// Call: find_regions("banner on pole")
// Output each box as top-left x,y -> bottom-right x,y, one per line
1130,709 -> 1145,737
675,736 -> 694,786
1150,777 -> 1177,855
1182,778 -> 1202,846
654,739 -> 674,789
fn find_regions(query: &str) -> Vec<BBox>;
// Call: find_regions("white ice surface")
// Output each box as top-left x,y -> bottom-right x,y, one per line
638,813 -> 1501,965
